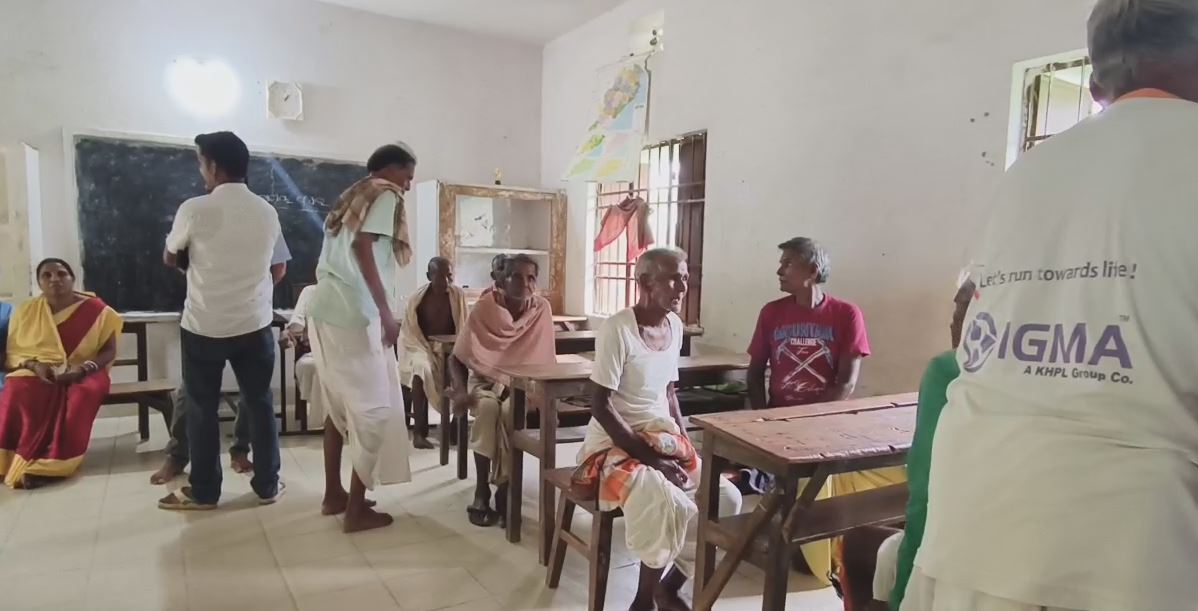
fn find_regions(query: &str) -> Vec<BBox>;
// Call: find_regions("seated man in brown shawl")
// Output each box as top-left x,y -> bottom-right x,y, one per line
448,254 -> 557,527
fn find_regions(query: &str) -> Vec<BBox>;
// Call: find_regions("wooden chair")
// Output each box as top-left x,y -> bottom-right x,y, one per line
545,467 -> 622,611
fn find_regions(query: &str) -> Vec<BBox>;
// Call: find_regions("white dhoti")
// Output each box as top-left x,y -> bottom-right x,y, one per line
579,422 -> 743,575
294,353 -> 325,429
400,346 -> 442,413
624,471 -> 741,575
901,568 -> 1082,611
309,320 -> 411,488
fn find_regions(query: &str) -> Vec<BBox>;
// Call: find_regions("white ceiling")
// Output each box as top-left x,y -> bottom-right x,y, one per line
314,0 -> 626,44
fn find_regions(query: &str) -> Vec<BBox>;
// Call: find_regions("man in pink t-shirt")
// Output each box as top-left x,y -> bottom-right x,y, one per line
747,237 -> 870,408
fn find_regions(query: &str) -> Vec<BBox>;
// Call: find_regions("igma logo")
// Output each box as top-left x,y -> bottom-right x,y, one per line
960,311 -> 1132,374
961,312 -> 1000,373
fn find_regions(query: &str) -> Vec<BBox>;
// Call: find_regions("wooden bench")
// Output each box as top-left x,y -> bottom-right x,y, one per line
103,379 -> 176,440
704,483 -> 908,562
545,467 -> 622,611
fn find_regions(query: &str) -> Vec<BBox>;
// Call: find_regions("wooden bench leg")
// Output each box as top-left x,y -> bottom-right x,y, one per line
508,388 -> 527,546
439,353 -> 452,466
589,512 -> 613,611
539,397 -> 557,565
546,492 -> 574,588
439,397 -> 451,466
138,402 -> 150,441
456,415 -> 469,480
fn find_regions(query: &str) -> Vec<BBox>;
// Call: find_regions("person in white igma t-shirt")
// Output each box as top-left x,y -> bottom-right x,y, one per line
579,248 -> 741,611
905,2 -> 1198,610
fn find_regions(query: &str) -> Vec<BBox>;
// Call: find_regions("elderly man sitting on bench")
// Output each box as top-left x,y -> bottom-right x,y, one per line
574,247 -> 742,611
449,254 -> 557,528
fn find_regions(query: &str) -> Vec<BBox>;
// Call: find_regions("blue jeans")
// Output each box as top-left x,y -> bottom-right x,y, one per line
181,326 -> 280,504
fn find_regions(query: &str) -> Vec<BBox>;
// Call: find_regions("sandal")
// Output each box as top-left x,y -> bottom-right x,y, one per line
158,486 -> 217,511
466,504 -> 500,527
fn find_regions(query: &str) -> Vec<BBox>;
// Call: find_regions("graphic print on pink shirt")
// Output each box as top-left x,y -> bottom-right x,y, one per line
747,295 -> 870,407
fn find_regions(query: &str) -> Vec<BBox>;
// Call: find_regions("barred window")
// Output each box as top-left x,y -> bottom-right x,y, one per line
589,132 -> 706,324
1019,56 -> 1100,153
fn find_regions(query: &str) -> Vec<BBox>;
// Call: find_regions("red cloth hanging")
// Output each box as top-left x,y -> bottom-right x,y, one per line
593,196 -> 654,260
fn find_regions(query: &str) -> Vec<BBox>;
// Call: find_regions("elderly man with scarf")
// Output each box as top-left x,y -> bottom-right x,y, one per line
448,254 -> 557,527
305,143 -> 415,533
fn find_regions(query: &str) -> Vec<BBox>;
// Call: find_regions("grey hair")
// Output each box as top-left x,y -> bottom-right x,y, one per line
1088,0 -> 1198,95
778,237 -> 830,284
503,253 -> 539,276
635,247 -> 687,280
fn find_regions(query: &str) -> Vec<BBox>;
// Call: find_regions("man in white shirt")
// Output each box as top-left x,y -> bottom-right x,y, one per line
578,248 -> 741,611
157,131 -> 289,510
906,2 -> 1198,610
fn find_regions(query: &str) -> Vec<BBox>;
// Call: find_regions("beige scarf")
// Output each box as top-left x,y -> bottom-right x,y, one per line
325,176 -> 412,265
452,291 -> 556,385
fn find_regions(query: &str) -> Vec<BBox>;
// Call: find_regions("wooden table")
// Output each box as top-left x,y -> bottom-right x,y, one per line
272,309 -> 296,434
425,326 -> 705,473
552,327 -> 703,356
690,398 -> 916,611
498,354 -> 750,565
118,312 -> 182,381
118,312 -> 181,438
118,310 -> 298,435
551,314 -> 589,331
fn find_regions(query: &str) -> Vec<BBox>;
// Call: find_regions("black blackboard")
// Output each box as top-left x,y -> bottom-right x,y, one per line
74,135 -> 365,312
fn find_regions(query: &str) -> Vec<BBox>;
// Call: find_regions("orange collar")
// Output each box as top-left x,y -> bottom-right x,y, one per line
1117,88 -> 1180,101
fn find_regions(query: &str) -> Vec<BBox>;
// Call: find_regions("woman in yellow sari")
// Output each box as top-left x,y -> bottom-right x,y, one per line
0,258 -> 123,488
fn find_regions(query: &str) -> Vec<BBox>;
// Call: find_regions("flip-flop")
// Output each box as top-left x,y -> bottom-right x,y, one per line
466,505 -> 499,527
158,486 -> 217,511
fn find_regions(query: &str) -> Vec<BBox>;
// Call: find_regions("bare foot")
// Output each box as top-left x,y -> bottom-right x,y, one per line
230,454 -> 253,474
343,507 -> 394,533
321,490 -> 377,515
653,586 -> 691,611
150,460 -> 185,485
411,435 -> 435,450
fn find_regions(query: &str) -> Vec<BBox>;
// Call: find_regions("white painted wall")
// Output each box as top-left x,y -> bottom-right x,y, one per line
1,0 -> 542,386
542,0 -> 1095,394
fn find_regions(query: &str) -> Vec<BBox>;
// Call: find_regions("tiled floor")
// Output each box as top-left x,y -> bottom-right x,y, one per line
0,414 -> 842,611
